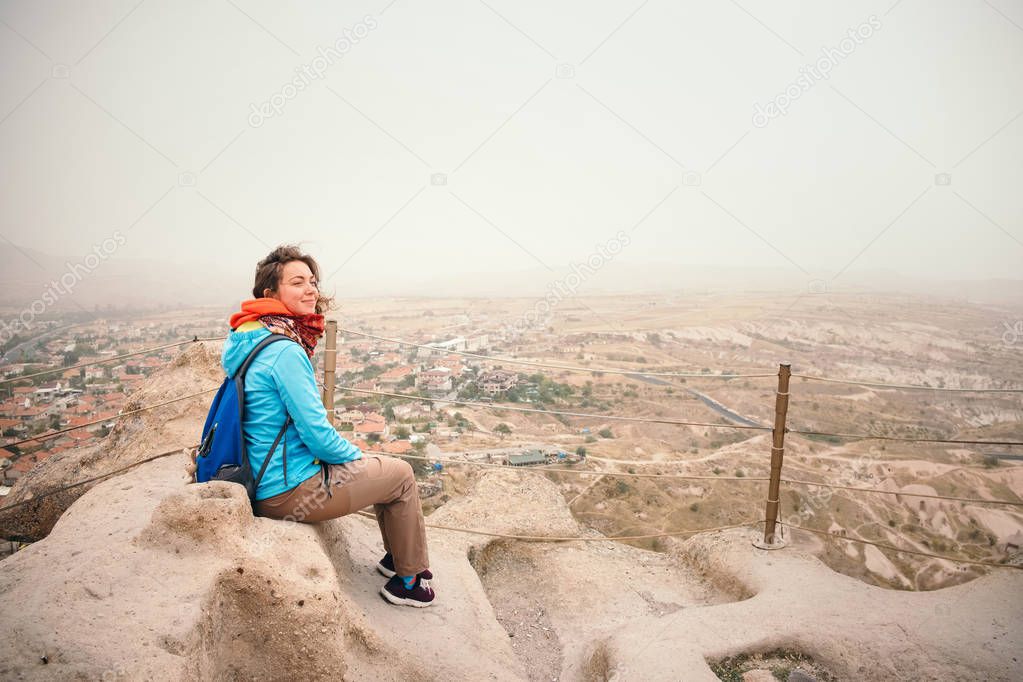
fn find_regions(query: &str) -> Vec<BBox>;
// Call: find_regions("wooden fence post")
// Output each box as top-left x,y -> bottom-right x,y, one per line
758,362 -> 791,548
322,319 -> 337,425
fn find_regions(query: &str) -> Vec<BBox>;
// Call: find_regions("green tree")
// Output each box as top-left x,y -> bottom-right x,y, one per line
458,381 -> 480,400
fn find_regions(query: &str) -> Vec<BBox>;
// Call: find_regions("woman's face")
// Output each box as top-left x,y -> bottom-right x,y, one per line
265,260 -> 318,316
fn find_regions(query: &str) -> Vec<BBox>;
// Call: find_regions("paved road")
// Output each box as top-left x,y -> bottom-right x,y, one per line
629,373 -> 764,427
684,388 -> 763,427
1,323 -> 79,366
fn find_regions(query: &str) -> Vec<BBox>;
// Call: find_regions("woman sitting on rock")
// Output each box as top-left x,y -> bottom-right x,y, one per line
221,244 -> 434,607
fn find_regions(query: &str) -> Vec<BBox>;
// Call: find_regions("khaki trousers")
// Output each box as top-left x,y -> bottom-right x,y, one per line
254,456 -> 429,576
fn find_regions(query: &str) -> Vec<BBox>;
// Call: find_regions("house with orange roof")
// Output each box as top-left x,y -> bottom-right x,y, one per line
13,405 -> 49,422
379,440 -> 413,455
352,378 -> 379,392
436,355 -> 465,375
0,419 -> 23,434
417,367 -> 453,393
377,365 -> 415,389
7,456 -> 37,479
354,418 -> 387,438
67,430 -> 96,443
336,356 -> 363,372
67,416 -> 110,433
34,449 -> 57,462
137,356 -> 166,375
67,404 -> 93,417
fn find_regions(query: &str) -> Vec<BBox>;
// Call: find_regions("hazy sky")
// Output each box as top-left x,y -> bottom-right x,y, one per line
1,0 -> 1021,302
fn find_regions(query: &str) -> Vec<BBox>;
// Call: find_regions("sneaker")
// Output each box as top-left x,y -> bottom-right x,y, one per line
380,573 -> 436,608
377,553 -> 432,580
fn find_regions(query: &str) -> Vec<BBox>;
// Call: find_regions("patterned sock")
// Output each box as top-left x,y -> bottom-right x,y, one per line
401,575 -> 415,589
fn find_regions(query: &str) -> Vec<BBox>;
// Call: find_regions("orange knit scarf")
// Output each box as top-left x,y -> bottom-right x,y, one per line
229,298 -> 324,359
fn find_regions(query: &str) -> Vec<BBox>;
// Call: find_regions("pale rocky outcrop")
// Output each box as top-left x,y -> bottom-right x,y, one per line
0,452 -> 1021,680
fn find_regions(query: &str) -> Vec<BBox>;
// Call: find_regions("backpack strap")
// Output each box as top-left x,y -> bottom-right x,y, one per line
254,415 -> 291,490
236,333 -> 299,495
237,333 -> 294,381
282,427 -> 288,486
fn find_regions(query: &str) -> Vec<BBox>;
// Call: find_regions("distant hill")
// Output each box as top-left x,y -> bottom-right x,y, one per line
361,261 -> 1023,308
1,243 -> 1021,311
0,244 -> 247,311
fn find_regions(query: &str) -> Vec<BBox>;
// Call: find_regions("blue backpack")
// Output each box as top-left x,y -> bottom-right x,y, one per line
195,333 -> 294,501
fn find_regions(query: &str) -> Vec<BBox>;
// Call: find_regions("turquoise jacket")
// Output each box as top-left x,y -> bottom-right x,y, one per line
221,323 -> 362,501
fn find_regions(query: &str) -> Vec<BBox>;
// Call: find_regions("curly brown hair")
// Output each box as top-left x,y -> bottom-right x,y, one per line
252,244 -> 335,315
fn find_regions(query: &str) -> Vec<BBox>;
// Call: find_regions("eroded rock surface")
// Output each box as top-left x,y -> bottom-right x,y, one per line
0,432 -> 1019,680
